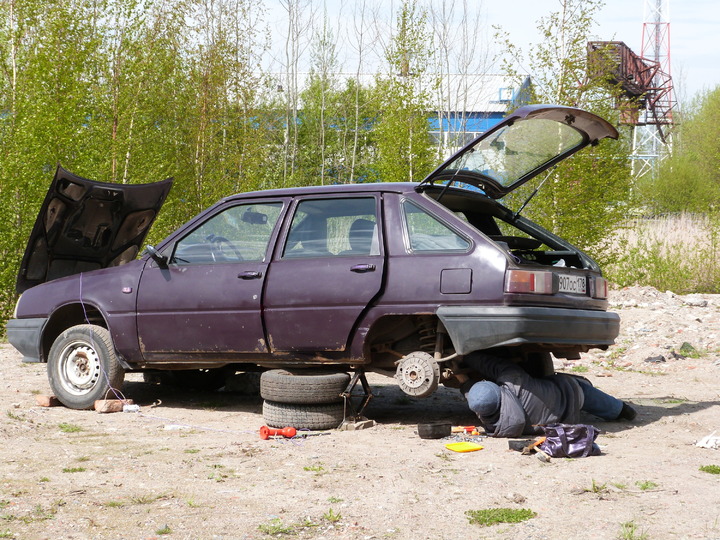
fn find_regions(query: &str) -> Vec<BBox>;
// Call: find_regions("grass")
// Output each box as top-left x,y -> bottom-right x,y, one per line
256,510 -> 342,536
570,365 -> 589,373
303,464 -> 325,474
323,508 -> 342,523
58,423 -> 82,433
635,480 -> 658,491
257,518 -> 297,535
618,520 -> 649,540
465,508 -> 536,526
61,467 -> 85,473
678,342 -> 701,358
699,465 -> 720,475
155,525 -> 172,535
608,213 -> 720,294
6,410 -> 25,422
129,494 -> 162,505
586,479 -> 608,494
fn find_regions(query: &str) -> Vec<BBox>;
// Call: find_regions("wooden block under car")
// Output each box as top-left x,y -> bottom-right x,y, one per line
94,399 -> 134,413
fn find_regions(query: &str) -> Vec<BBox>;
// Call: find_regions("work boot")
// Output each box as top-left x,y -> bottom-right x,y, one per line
618,402 -> 637,421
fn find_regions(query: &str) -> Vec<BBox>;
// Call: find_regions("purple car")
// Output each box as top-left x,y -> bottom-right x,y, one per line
6,105 -> 620,428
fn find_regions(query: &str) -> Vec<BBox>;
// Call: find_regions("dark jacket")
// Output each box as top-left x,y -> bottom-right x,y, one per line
462,354 -> 584,437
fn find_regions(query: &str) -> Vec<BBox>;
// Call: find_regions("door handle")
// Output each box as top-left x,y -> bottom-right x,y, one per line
350,264 -> 376,273
238,271 -> 263,279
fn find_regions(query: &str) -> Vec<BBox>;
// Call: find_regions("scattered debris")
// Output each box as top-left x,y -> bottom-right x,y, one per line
644,355 -> 666,363
417,422 -> 451,439
445,441 -> 484,453
683,297 -> 708,308
338,417 -> 376,431
696,432 -> 720,450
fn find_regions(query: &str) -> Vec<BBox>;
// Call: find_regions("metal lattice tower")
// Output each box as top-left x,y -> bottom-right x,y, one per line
633,0 -> 676,178
586,0 -> 676,178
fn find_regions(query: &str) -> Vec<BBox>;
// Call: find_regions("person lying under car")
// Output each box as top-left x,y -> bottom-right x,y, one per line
457,354 -> 637,437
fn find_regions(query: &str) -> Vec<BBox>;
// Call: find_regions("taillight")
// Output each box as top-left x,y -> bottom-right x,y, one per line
592,276 -> 608,299
505,270 -> 554,294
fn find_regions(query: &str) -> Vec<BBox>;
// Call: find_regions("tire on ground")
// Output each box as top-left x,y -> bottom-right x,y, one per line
47,324 -> 125,410
262,400 -> 345,430
260,369 -> 350,404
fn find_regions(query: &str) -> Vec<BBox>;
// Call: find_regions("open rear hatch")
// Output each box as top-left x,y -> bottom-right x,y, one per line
418,104 -> 618,199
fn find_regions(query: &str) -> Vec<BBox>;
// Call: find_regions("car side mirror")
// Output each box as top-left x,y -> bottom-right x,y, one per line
144,245 -> 168,268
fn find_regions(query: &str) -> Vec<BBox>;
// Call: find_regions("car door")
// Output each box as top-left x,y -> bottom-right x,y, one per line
136,200 -> 285,359
263,195 -> 385,352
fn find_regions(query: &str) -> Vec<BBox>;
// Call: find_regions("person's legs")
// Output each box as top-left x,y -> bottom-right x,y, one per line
576,379 -> 626,420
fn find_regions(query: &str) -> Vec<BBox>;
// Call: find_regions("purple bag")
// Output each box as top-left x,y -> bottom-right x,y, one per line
538,423 -> 601,458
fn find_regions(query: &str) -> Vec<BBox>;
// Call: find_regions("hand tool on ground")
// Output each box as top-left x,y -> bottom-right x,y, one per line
259,426 -> 297,439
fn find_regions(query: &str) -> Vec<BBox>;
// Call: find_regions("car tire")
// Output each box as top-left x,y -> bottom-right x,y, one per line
262,400 -> 345,430
260,369 -> 350,404
47,324 -> 125,410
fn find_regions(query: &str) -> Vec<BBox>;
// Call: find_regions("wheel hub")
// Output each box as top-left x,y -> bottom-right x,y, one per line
395,351 -> 440,398
62,344 -> 101,394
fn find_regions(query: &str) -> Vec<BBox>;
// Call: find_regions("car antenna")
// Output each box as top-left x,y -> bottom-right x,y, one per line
513,167 -> 555,220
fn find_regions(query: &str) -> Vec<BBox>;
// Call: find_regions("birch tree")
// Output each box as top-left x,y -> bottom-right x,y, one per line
494,0 -> 632,262
372,0 -> 435,183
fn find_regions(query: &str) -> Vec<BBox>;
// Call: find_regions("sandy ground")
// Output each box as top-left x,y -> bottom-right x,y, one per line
1,285 -> 720,539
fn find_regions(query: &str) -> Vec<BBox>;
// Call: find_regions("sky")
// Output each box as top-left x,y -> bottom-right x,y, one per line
266,0 -> 718,104
484,0 -> 719,101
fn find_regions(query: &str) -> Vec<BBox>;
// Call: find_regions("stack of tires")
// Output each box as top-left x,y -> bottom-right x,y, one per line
260,369 -> 351,430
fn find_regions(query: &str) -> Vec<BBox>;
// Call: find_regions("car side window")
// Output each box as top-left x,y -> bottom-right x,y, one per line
402,200 -> 470,252
283,197 -> 379,258
173,202 -> 283,264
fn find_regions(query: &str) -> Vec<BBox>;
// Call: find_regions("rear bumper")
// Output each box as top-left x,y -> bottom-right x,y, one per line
5,318 -> 47,363
437,306 -> 620,355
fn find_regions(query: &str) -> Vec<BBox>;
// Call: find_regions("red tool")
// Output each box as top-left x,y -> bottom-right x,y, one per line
259,426 -> 297,440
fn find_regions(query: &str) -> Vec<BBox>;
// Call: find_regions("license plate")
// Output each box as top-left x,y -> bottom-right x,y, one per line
558,274 -> 587,295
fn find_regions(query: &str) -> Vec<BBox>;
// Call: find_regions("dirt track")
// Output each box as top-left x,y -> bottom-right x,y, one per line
1,286 -> 720,539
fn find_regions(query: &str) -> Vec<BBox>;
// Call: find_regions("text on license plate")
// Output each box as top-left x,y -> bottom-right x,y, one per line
558,274 -> 587,295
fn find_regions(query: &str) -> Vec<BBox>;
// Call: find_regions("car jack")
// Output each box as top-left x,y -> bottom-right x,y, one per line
339,370 -> 375,429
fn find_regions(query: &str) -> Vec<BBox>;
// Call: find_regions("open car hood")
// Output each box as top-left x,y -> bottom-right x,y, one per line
418,104 -> 619,199
16,166 -> 173,293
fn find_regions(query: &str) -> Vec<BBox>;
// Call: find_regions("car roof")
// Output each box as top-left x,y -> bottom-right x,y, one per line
217,182 -> 420,203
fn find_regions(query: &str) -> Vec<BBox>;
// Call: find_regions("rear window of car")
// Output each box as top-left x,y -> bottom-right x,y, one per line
402,200 -> 470,252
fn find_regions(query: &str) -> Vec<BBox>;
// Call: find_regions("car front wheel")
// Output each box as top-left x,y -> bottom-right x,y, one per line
47,324 -> 125,410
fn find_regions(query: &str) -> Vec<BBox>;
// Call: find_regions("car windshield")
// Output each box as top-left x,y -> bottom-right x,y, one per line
443,118 -> 585,187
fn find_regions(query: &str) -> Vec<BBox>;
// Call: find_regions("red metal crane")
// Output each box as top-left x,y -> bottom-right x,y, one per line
587,0 -> 676,176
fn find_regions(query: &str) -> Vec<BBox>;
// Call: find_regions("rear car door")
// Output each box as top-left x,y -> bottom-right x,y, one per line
263,195 -> 385,352
136,200 -> 284,359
